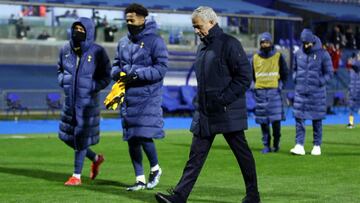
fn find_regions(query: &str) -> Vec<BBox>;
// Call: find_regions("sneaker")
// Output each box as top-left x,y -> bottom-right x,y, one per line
64,176 -> 81,186
261,147 -> 271,154
290,144 -> 305,155
155,192 -> 184,203
347,124 -> 354,129
126,181 -> 146,191
147,168 -> 162,189
311,145 -> 321,156
90,154 -> 104,180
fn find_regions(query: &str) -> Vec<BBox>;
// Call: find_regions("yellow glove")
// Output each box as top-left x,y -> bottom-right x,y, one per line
104,72 -> 126,110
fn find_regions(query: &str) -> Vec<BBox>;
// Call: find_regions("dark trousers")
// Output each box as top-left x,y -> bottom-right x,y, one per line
65,142 -> 97,174
295,118 -> 323,146
260,120 -> 281,148
128,137 -> 159,176
173,131 -> 259,201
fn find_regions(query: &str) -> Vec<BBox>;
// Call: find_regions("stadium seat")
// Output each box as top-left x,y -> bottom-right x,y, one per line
5,93 -> 29,117
162,86 -> 194,115
180,85 -> 196,111
46,93 -> 62,116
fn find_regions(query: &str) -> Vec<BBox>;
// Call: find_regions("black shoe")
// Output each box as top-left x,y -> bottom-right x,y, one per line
242,195 -> 261,203
272,146 -> 280,152
155,192 -> 186,203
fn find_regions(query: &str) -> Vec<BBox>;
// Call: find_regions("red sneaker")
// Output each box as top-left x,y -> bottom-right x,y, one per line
64,176 -> 81,186
90,154 -> 104,180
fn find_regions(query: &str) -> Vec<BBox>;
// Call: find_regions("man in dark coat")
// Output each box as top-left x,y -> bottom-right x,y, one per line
57,17 -> 111,185
111,3 -> 168,191
252,32 -> 288,154
155,6 -> 260,203
290,29 -> 333,156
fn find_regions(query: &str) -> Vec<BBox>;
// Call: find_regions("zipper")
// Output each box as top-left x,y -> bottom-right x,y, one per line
73,55 -> 81,106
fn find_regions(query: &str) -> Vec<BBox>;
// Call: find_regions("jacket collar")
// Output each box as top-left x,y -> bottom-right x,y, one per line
201,24 -> 223,45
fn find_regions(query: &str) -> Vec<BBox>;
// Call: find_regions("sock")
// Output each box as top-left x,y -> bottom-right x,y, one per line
151,164 -> 160,172
72,173 -> 81,179
136,175 -> 146,183
349,115 -> 354,125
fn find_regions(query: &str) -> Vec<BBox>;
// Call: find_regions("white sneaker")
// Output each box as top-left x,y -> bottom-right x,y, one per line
311,145 -> 321,156
290,144 -> 305,155
147,168 -> 162,189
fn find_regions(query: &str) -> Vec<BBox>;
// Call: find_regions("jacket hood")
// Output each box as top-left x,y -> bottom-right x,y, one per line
128,20 -> 157,41
70,17 -> 95,52
260,32 -> 272,42
300,29 -> 322,54
300,29 -> 315,43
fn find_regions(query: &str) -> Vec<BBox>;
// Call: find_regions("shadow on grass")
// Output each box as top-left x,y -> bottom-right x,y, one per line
0,166 -> 157,203
322,141 -> 360,147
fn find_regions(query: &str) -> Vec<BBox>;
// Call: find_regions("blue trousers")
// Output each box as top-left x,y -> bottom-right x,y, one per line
65,141 -> 97,174
295,118 -> 322,146
128,137 -> 159,176
260,121 -> 281,148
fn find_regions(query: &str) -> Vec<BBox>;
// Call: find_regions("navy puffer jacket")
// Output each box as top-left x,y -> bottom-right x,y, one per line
111,20 -> 168,141
349,61 -> 360,110
252,47 -> 288,124
293,30 -> 333,120
57,18 -> 111,150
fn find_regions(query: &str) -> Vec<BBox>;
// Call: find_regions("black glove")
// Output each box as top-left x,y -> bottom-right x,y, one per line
119,71 -> 138,84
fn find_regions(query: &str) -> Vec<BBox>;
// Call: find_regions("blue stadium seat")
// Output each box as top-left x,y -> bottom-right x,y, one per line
5,93 -> 29,117
162,86 -> 194,115
46,93 -> 62,116
180,85 -> 196,111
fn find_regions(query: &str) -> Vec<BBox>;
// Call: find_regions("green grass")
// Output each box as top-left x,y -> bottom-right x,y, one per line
0,126 -> 359,203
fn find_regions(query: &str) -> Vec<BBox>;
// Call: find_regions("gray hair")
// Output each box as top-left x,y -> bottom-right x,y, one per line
191,6 -> 218,23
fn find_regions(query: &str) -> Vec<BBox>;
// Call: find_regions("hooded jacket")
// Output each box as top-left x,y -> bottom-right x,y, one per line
349,61 -> 360,110
293,29 -> 333,120
252,32 -> 288,124
111,20 -> 168,141
57,17 -> 111,150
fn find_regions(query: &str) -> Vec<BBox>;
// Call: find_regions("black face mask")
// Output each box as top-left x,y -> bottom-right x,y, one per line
72,30 -> 86,43
127,24 -> 145,36
303,45 -> 312,54
260,47 -> 272,54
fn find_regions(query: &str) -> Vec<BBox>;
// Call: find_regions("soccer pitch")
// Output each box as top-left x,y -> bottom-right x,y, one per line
0,126 -> 359,203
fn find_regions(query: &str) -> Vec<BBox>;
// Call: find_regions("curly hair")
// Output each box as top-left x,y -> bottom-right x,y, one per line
125,3 -> 148,17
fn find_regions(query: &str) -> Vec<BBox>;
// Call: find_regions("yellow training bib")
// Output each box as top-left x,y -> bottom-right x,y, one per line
253,52 -> 280,89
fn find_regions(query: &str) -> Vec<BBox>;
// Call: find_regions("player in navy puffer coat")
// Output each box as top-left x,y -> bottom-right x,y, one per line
57,17 -> 111,185
290,29 -> 333,156
252,32 -> 288,154
111,4 -> 168,191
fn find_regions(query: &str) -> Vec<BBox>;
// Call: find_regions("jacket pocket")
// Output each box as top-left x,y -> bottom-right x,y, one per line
205,90 -> 225,114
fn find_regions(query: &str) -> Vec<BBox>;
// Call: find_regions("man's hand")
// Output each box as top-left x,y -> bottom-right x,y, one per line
119,71 -> 138,84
